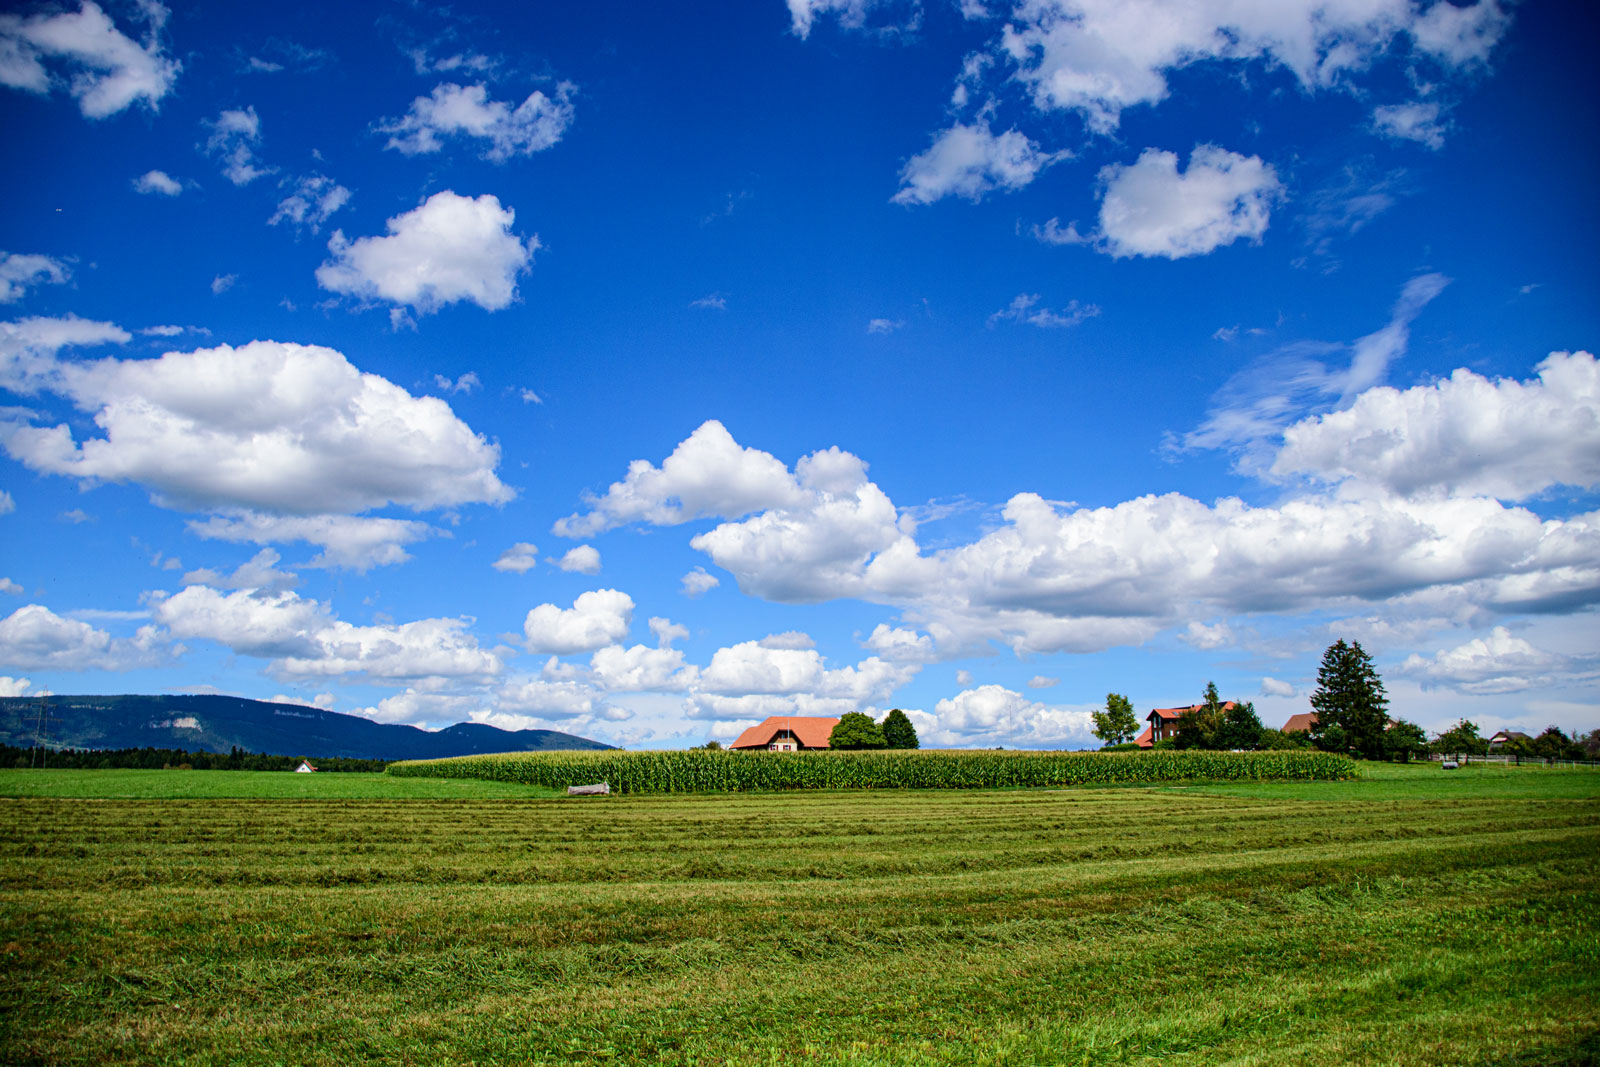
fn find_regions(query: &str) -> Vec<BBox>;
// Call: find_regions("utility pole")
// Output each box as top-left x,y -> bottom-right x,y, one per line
30,696 -> 50,769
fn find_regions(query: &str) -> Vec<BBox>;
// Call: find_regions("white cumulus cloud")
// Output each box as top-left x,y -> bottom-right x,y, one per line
153,585 -> 503,682
1094,145 -> 1281,259
0,335 -> 511,515
999,0 -> 1510,134
1260,677 -> 1297,698
181,547 -> 296,593
1400,627 -> 1594,695
0,603 -> 164,671
269,174 -> 351,233
493,678 -> 604,720
1372,101 -> 1449,149
0,1 -> 179,118
1273,351 -> 1600,501
590,643 -> 698,692
492,542 -> 539,574
316,191 -> 535,315
556,420 -> 808,538
555,545 -> 601,574
132,169 -> 181,195
523,589 -> 634,655
687,639 -> 918,722
202,106 -> 269,185
186,513 -> 434,572
570,408 -> 1600,659
916,685 -> 1094,748
1179,620 -> 1232,650
380,81 -> 576,161
681,567 -> 720,597
787,0 -> 916,39
0,253 -> 71,303
862,623 -> 937,663
892,121 -> 1063,206
649,617 -> 689,648
0,327 -> 510,569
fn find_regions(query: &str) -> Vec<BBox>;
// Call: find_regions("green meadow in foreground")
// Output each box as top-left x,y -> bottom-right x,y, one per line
0,762 -> 1596,1066
0,767 -> 559,800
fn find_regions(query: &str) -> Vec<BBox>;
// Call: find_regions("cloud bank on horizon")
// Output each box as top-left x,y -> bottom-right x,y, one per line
0,0 -> 1594,750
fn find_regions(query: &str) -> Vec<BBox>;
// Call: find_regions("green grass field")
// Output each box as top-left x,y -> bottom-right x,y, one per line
0,768 -> 560,799
1,763 -> 1596,1065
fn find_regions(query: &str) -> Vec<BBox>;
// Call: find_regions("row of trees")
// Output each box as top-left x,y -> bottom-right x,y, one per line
1090,639 -> 1594,762
1090,685 -> 1292,752
829,710 -> 919,750
1431,720 -> 1597,761
695,711 -> 922,751
4,744 -> 389,772
1090,640 -> 1428,759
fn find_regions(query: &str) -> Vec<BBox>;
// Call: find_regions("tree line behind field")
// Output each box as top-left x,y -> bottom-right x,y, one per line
1090,639 -> 1598,762
1428,721 -> 1597,762
3,744 -> 389,772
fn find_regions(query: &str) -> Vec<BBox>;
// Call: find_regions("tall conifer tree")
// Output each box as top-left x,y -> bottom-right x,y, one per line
1309,639 -> 1389,759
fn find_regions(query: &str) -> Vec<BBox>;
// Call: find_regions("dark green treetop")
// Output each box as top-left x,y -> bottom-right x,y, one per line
1431,718 -> 1487,757
1173,681 -> 1228,750
881,709 -> 919,749
1309,640 -> 1389,759
828,712 -> 886,750
1215,700 -> 1264,751
1382,719 -> 1427,762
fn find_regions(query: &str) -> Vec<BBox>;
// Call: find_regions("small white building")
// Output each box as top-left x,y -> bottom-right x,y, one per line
295,760 -> 317,773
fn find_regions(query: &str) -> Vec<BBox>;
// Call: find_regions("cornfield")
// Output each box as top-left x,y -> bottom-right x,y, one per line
386,748 -> 1357,794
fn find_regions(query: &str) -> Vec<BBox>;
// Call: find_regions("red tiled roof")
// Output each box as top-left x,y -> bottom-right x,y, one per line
1147,701 -> 1237,722
1134,725 -> 1153,748
730,716 -> 840,750
1281,712 -> 1318,734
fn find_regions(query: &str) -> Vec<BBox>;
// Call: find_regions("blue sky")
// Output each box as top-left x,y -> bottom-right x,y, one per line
1,0 -> 1596,748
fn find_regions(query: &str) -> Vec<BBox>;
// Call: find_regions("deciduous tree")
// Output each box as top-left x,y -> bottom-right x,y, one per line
1528,726 -> 1581,762
1215,700 -> 1264,751
881,709 -> 919,749
828,712 -> 886,750
1382,720 -> 1427,762
1174,682 -> 1227,750
1256,728 -> 1311,750
1091,693 -> 1139,747
1431,719 -> 1487,757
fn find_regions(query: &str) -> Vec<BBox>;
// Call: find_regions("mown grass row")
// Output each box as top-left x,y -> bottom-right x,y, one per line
1,767 -> 1595,1066
385,747 -> 1357,793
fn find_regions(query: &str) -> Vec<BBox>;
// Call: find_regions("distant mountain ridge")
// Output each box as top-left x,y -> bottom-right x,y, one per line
0,694 -> 612,760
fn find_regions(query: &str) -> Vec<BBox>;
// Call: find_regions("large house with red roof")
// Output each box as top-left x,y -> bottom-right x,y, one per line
1279,712 -> 1401,736
1133,702 -> 1239,747
729,716 -> 840,752
1280,712 -> 1318,735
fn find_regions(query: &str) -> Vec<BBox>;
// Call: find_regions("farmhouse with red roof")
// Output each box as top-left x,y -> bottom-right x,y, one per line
1134,702 -> 1239,747
730,716 -> 840,752
1281,712 -> 1318,735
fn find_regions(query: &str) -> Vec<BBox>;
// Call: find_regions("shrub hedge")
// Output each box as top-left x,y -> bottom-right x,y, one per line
386,748 -> 1357,794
